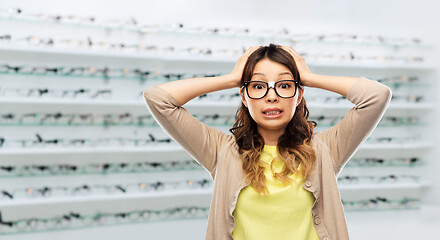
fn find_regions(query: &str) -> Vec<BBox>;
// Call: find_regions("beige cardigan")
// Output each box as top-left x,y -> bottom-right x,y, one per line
143,76 -> 392,240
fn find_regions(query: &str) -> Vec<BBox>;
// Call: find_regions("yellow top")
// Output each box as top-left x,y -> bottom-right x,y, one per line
232,145 -> 320,240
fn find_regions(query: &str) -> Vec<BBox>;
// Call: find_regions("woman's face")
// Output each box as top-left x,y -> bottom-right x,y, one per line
240,58 -> 303,133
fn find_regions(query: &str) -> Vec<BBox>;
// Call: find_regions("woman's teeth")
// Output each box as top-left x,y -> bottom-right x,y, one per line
264,111 -> 281,115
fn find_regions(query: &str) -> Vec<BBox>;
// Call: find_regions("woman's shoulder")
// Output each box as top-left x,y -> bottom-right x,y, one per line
217,133 -> 240,151
310,131 -> 324,149
311,131 -> 321,140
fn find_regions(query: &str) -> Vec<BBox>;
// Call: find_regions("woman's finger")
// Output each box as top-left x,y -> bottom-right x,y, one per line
241,46 -> 260,59
281,46 -> 313,83
281,46 -> 300,59
246,46 -> 258,52
247,46 -> 260,54
282,46 -> 303,60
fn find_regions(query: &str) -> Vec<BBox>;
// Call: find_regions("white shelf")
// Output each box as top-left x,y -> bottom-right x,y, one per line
1,17 -> 436,50
0,45 -> 436,69
0,188 -> 212,207
358,142 -> 433,150
0,98 -> 143,106
339,181 -> 432,190
307,61 -> 437,70
308,102 -> 435,110
0,45 -> 236,63
0,181 -> 431,208
386,103 -> 435,110
0,145 -> 184,155
0,142 -> 432,156
0,180 -> 431,207
0,98 -> 435,110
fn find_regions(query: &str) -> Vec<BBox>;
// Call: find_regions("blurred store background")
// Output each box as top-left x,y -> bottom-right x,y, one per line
0,0 -> 439,239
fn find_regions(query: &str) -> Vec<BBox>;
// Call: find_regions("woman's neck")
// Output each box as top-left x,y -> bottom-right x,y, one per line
258,126 -> 285,146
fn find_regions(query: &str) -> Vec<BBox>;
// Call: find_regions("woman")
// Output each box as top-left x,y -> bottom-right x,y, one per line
143,44 -> 392,240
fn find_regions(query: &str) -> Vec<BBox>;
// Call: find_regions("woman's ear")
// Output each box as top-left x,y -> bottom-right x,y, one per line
240,88 -> 248,108
297,87 -> 304,106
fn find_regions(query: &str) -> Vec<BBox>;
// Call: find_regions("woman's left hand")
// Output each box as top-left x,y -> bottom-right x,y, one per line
279,46 -> 314,87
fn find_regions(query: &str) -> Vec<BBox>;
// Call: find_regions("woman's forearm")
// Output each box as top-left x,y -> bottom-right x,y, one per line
151,74 -> 238,106
304,73 -> 360,98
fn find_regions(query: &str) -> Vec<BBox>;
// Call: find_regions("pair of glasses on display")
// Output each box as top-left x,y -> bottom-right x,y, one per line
380,116 -> 422,126
0,160 -> 202,177
308,115 -> 342,126
0,8 -> 240,36
303,52 -> 424,64
0,206 -> 210,233
196,92 -> 241,102
0,7 -> 173,31
391,94 -> 424,103
365,135 -> 422,145
0,178 -> 211,200
0,9 -> 258,38
138,90 -> 241,103
1,34 -> 247,56
342,197 -> 419,211
1,112 -> 153,126
309,115 -> 418,127
3,33 -> 426,63
0,64 -> 151,79
337,174 -> 419,184
308,115 -> 421,128
305,95 -> 347,104
0,112 -> 237,127
0,34 -> 11,41
0,64 -> 133,80
289,33 -> 423,46
0,63 -> 223,82
346,157 -> 421,167
194,113 -> 235,126
242,80 -> 301,99
0,87 -> 112,99
307,114 -> 418,128
7,112 -> 155,126
307,94 -> 424,103
0,34 -> 152,50
0,7 -> 96,24
0,7 -> 425,46
0,133 -> 173,149
376,75 -> 421,85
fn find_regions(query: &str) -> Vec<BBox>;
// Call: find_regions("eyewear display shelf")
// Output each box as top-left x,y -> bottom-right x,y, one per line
0,15 -> 437,240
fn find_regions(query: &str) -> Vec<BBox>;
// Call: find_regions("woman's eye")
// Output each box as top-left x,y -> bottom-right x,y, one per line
280,84 -> 290,89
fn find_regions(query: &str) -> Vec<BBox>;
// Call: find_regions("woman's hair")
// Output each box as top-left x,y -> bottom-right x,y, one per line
229,43 -> 317,196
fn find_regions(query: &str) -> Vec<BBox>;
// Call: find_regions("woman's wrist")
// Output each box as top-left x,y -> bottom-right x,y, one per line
222,73 -> 241,89
300,73 -> 359,97
300,73 -> 316,88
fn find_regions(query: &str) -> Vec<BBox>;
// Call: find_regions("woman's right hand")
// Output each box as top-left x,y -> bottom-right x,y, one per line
228,46 -> 261,88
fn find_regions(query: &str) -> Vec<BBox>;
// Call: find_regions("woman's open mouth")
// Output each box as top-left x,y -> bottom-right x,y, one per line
262,110 -> 283,119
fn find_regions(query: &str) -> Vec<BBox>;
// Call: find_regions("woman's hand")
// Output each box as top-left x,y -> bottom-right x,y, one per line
228,46 -> 262,88
279,46 -> 314,87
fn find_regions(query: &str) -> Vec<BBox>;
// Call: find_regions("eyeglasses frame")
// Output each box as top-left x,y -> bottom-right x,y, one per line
241,80 -> 301,99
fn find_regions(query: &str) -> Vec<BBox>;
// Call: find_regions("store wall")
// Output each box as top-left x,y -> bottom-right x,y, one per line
9,0 -> 438,206
1,0 -> 439,239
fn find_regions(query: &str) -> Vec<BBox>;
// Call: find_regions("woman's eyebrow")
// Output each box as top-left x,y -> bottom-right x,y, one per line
252,72 -> 292,76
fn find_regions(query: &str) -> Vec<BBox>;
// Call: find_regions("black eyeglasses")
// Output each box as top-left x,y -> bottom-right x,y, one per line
242,80 -> 300,99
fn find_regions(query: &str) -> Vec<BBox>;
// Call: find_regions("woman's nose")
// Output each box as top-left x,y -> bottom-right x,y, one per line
265,87 -> 278,102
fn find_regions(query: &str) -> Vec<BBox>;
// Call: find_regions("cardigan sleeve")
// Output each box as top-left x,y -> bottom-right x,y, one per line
143,85 -> 229,178
316,77 -> 392,175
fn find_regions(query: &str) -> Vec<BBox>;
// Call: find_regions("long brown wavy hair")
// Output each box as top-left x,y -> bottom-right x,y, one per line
229,43 -> 317,196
